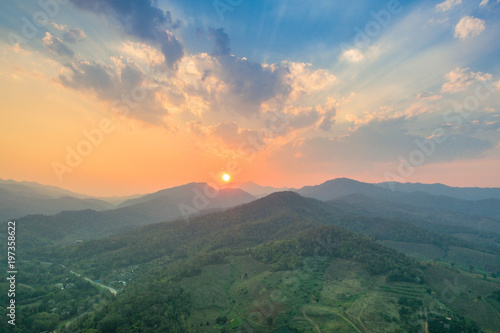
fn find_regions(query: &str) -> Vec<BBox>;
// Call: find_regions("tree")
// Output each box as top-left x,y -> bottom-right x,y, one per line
216,315 -> 228,325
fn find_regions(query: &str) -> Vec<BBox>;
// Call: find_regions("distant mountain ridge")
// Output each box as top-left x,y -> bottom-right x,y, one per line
228,181 -> 293,197
296,178 -> 500,220
0,182 -> 114,222
377,181 -> 500,201
297,177 -> 388,200
14,183 -> 256,248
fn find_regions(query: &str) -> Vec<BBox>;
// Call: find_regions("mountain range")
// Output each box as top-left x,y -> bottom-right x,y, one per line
17,190 -> 500,333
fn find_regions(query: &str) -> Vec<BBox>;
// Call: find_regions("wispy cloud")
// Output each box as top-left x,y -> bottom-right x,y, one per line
441,67 -> 492,93
479,0 -> 489,7
342,49 -> 364,63
51,23 -> 87,43
436,0 -> 462,12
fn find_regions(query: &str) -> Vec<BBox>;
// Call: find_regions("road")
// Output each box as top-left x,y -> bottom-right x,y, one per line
69,269 -> 118,295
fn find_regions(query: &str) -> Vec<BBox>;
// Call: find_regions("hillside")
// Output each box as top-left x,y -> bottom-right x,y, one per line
17,192 -> 500,332
329,194 -> 500,243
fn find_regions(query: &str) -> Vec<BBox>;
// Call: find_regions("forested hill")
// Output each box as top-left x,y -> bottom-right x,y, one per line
37,191 -> 419,278
21,191 -> 500,333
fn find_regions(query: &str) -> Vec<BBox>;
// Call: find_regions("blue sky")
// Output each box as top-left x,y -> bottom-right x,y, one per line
0,0 -> 500,195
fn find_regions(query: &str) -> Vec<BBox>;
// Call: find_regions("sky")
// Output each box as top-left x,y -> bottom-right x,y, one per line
1,0 -> 500,196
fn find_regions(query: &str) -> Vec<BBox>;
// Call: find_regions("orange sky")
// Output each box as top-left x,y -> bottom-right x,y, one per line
1,1 -> 500,197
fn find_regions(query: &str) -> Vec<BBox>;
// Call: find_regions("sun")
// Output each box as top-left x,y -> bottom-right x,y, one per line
222,173 -> 231,182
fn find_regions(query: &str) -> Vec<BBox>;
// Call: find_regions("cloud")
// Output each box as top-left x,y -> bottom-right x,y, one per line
287,108 -> 321,130
454,16 -> 486,40
441,67 -> 492,93
319,110 -> 336,132
272,117 -> 493,172
42,32 -> 74,58
59,61 -> 116,99
120,41 -> 165,68
188,121 -> 267,151
417,92 -> 442,102
58,58 -> 167,125
63,28 -> 87,43
69,0 -> 183,67
210,28 -> 231,57
143,52 -> 337,124
283,62 -> 337,102
442,114 -> 500,134
479,0 -> 489,7
342,49 -> 364,63
51,23 -> 87,43
436,0 -> 462,12
213,122 -> 266,148
212,56 -> 290,116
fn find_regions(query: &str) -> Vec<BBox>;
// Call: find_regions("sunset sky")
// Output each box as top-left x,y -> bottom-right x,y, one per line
1,0 -> 500,196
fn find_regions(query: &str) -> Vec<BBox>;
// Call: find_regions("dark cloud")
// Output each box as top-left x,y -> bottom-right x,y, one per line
69,0 -> 183,67
43,33 -> 74,58
58,59 -> 168,125
210,28 -> 230,57
213,56 -> 290,116
319,109 -> 336,132
59,61 -> 116,99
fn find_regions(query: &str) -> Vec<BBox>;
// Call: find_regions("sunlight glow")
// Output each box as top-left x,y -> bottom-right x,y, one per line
222,173 -> 231,182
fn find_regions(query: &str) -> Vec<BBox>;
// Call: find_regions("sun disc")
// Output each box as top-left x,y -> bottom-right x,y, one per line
222,173 -> 231,182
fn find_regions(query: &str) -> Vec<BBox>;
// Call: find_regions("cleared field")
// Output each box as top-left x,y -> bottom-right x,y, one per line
174,255 -> 498,332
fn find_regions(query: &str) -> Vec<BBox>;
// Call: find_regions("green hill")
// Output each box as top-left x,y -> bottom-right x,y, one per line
14,192 -> 499,333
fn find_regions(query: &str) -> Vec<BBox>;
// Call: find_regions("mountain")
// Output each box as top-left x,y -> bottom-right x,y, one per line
296,177 -> 389,200
330,193 -> 500,236
14,183 -> 256,248
20,191 -> 500,333
0,178 -> 141,203
0,178 -> 148,221
377,181 -> 500,201
0,178 -> 92,199
0,183 -> 114,222
297,178 -> 500,220
228,181 -> 293,197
